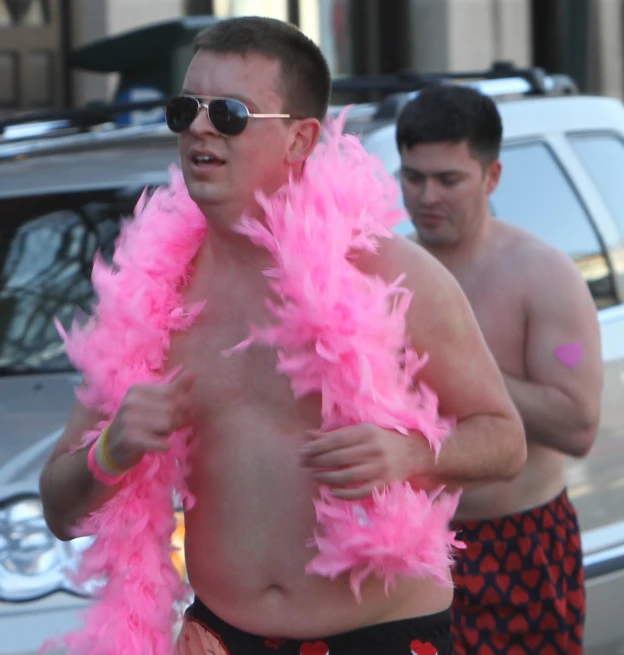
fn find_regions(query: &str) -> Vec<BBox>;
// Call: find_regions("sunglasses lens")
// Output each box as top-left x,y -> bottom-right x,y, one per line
209,98 -> 249,136
166,96 -> 199,133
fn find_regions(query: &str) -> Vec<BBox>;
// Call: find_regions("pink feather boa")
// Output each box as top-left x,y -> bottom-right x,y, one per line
49,114 -> 461,654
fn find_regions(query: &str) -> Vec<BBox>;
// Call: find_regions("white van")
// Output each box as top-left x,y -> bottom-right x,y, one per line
0,67 -> 623,654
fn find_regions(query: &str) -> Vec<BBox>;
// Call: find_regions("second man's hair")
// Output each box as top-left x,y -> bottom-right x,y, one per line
396,85 -> 503,165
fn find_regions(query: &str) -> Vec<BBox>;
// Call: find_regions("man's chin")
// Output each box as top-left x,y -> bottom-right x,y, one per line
186,181 -> 224,207
417,227 -> 456,248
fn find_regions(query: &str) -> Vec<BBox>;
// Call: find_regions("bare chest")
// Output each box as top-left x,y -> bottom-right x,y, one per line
167,270 -> 318,428
453,264 -> 527,375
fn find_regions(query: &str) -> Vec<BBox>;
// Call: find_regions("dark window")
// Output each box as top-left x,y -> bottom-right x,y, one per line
0,188 -> 142,374
569,133 -> 624,235
490,141 -> 615,308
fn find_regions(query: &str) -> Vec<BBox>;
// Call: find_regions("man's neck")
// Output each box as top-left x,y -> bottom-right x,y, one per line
194,165 -> 306,270
198,200 -> 274,272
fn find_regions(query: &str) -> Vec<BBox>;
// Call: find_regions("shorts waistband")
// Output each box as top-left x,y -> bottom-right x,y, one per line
452,487 -> 576,532
186,596 -> 451,652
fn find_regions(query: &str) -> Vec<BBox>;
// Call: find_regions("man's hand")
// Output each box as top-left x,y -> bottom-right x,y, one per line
299,424 -> 425,500
105,371 -> 195,471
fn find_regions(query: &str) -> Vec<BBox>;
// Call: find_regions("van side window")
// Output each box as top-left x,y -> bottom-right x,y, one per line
490,141 -> 616,309
0,188 -> 139,374
569,133 -> 624,234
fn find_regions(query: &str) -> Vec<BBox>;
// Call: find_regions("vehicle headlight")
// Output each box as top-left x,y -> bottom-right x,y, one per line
0,495 -> 95,601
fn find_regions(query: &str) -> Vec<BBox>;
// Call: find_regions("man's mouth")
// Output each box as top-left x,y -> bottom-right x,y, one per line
419,213 -> 445,223
191,154 -> 225,166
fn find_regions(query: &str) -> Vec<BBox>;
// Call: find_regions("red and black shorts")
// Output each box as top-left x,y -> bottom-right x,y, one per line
176,595 -> 452,655
451,489 -> 585,654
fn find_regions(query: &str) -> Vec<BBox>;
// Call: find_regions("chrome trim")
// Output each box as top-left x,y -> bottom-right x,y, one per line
468,77 -> 533,96
0,123 -> 174,160
584,544 -> 624,580
598,303 -> 624,325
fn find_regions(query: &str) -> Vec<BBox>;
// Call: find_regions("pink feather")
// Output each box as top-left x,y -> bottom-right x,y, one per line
235,109 -> 461,599
48,112 -> 462,653
46,168 -> 205,655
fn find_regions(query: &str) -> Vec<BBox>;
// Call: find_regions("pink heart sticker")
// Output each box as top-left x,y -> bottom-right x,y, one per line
554,341 -> 583,369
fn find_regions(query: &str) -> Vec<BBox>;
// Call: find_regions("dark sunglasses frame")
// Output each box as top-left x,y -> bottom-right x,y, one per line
165,95 -> 292,137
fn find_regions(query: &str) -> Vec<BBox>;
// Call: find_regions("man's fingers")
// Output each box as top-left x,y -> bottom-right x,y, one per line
141,410 -> 181,437
124,433 -> 171,468
175,390 -> 195,428
166,370 -> 195,429
133,434 -> 172,454
119,399 -> 191,439
311,464 -> 377,487
169,370 -> 195,395
301,445 -> 370,469
330,483 -> 378,500
162,366 -> 183,385
169,369 -> 195,390
304,425 -> 364,443
301,427 -> 364,458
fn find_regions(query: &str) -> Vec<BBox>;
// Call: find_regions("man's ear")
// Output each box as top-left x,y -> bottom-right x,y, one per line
485,158 -> 502,195
286,118 -> 322,165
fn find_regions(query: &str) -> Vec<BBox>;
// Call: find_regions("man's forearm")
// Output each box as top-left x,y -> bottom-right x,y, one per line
503,373 -> 597,457
410,411 -> 526,491
39,446 -> 116,541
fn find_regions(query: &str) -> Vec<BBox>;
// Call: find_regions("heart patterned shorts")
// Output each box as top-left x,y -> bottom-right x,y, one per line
451,489 -> 585,654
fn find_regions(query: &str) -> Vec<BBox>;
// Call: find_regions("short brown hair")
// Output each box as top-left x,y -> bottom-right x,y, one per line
396,85 -> 503,166
193,16 -> 331,121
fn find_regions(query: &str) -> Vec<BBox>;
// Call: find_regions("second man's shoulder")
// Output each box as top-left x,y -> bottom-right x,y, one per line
499,222 -> 588,289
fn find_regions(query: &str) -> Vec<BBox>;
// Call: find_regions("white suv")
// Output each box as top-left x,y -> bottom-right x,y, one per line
1,67 -> 623,654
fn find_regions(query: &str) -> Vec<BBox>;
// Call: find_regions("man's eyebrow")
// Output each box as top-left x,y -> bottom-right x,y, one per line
401,165 -> 465,176
400,165 -> 423,175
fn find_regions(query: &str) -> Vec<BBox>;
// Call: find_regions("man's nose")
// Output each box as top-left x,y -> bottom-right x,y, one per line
420,179 -> 439,205
188,105 -> 220,137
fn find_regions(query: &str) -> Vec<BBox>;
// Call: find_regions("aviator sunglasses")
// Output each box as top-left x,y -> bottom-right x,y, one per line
165,95 -> 293,137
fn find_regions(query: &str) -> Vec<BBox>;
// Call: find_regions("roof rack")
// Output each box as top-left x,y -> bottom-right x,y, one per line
332,61 -> 577,96
332,61 -> 578,120
0,61 -> 578,145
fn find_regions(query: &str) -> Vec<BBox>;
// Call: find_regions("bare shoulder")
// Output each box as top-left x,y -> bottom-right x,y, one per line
497,222 -> 594,307
354,234 -> 479,349
354,234 -> 517,424
355,233 -> 464,303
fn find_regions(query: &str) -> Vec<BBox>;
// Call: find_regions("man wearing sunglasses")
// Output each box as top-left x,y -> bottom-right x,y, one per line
40,16 -> 525,655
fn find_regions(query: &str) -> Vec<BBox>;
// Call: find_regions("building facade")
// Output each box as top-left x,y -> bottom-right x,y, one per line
0,0 -> 621,116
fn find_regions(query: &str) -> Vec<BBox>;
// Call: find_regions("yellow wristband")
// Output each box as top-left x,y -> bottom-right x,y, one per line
88,425 -> 129,486
96,425 -> 129,475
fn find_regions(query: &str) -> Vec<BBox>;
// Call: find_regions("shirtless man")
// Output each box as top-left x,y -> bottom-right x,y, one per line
39,19 -> 525,655
396,84 -> 603,654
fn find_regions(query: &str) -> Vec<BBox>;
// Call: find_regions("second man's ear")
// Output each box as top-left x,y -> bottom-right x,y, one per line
486,159 -> 502,195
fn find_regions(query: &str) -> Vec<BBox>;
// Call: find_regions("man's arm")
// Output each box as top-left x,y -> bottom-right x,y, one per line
40,373 -> 194,541
398,238 -> 526,490
39,400 -> 115,540
301,237 -> 526,498
502,244 -> 603,457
